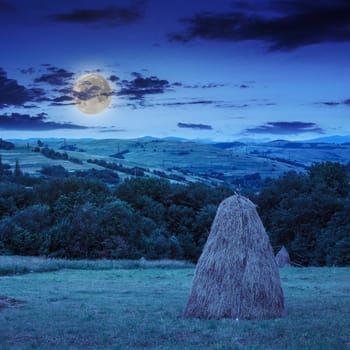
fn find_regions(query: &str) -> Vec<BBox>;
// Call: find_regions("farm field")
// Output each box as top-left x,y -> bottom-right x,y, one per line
3,138 -> 350,186
0,257 -> 349,350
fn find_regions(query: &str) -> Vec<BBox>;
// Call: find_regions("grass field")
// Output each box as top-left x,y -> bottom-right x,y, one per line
1,138 -> 307,183
0,257 -> 349,349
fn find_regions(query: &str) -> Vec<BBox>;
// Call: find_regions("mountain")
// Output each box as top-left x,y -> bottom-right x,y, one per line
305,135 -> 350,144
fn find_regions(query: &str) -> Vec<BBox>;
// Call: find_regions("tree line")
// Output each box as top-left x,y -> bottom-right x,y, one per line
0,159 -> 349,265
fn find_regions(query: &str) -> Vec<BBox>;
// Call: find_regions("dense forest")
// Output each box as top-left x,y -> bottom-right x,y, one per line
0,156 -> 349,266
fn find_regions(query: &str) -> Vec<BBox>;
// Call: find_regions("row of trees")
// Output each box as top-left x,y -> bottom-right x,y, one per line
0,175 -> 231,261
0,160 -> 349,265
252,162 -> 350,266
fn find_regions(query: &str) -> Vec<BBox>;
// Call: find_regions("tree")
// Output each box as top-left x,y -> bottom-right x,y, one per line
0,204 -> 51,255
14,159 -> 22,177
70,203 -> 101,258
314,198 -> 350,266
253,164 -> 350,266
309,161 -> 350,197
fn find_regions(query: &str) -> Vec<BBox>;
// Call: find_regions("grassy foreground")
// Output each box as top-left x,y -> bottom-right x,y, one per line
0,258 -> 349,350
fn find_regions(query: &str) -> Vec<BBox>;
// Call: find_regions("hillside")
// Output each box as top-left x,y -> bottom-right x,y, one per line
1,138 -> 350,187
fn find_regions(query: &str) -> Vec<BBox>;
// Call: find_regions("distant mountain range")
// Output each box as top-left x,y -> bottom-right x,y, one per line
305,135 -> 350,144
7,135 -> 350,145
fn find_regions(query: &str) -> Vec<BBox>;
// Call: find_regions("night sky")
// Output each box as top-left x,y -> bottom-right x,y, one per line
1,0 -> 349,141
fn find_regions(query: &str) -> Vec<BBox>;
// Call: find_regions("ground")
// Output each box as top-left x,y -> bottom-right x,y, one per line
0,259 -> 349,349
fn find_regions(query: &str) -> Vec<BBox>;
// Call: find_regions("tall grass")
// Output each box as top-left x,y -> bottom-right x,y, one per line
0,255 -> 194,276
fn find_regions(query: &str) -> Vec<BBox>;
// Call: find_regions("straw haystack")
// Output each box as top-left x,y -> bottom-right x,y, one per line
183,194 -> 284,320
275,246 -> 291,268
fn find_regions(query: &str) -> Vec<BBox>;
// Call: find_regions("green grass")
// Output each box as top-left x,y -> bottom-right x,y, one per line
4,139 -> 350,185
0,256 -> 193,276
0,259 -> 349,349
1,138 -> 310,182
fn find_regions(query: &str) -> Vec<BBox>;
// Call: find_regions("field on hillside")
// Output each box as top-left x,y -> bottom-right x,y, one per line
4,138 -> 348,186
0,257 -> 349,350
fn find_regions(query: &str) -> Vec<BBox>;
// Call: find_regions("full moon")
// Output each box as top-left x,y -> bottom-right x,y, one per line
72,73 -> 112,114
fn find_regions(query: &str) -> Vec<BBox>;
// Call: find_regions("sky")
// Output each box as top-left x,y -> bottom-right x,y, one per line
0,0 -> 349,142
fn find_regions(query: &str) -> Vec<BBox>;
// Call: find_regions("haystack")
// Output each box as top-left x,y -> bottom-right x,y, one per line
275,246 -> 291,268
183,194 -> 284,320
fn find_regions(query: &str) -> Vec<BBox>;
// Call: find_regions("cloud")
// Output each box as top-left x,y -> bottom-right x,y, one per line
51,95 -> 73,103
215,102 -> 249,108
49,2 -> 145,26
117,72 -> 171,102
319,101 -> 341,106
0,112 -> 88,130
170,0 -> 350,50
182,83 -> 226,89
0,0 -> 15,11
156,100 -> 215,107
72,81 -> 112,102
20,67 -> 36,74
49,94 -> 75,106
34,66 -> 74,86
177,122 -> 213,130
318,99 -> 350,107
98,127 -> 126,133
109,74 -> 120,82
0,68 -> 46,107
245,121 -> 324,135
148,98 -> 275,109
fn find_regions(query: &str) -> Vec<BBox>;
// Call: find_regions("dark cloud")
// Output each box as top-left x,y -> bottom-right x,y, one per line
49,2 -> 144,26
245,121 -> 324,135
151,98 -> 275,109
215,102 -> 249,108
49,95 -> 75,106
55,87 -> 72,95
0,0 -> 15,11
34,66 -> 74,86
98,127 -> 126,133
318,99 -> 350,107
177,122 -> 213,130
183,83 -> 226,89
117,72 -> 171,102
109,74 -> 120,82
170,0 -> 350,51
72,82 -> 112,102
51,95 -> 73,103
20,67 -> 36,74
50,102 -> 76,107
23,105 -> 39,109
0,68 -> 46,107
215,98 -> 275,109
319,101 -> 341,106
157,100 -> 215,107
0,112 -> 88,130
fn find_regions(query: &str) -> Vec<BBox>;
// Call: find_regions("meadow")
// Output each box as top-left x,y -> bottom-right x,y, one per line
0,256 -> 349,349
0,139 -> 318,183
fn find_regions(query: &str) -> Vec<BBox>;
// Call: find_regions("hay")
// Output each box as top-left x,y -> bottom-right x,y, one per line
275,246 -> 291,268
183,194 -> 284,320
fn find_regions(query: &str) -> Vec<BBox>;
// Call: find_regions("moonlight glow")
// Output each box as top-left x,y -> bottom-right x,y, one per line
72,73 -> 112,115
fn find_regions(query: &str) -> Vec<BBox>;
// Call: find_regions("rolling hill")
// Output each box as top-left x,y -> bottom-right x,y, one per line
1,138 -> 350,187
